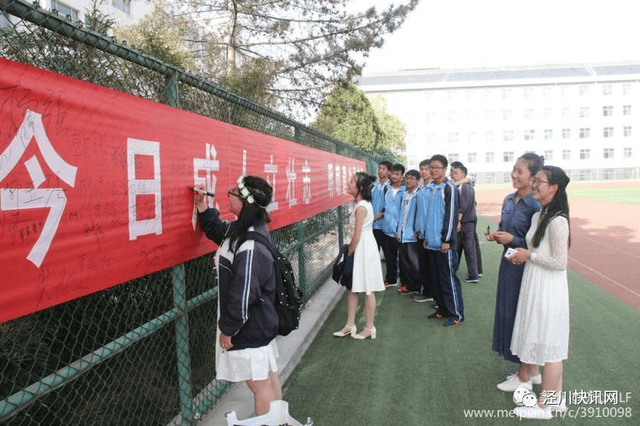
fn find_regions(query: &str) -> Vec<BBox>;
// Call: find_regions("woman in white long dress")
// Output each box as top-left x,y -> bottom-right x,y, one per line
506,166 -> 571,420
333,172 -> 386,340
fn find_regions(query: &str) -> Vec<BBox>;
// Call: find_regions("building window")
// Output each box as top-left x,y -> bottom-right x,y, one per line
602,84 -> 613,95
560,86 -> 570,97
51,1 -> 79,20
446,90 -> 456,101
562,128 -> 571,139
466,110 -> 475,122
485,131 -> 494,143
468,153 -> 477,163
466,131 -> 476,143
523,87 -> 533,98
544,108 -> 553,119
580,128 -> 590,138
544,150 -> 553,161
425,112 -> 434,123
603,148 -> 614,159
624,126 -> 632,137
623,105 -> 631,116
501,88 -> 512,99
502,109 -> 512,121
524,130 -> 535,140
544,129 -> 553,140
543,86 -> 552,97
624,147 -> 632,158
561,107 -> 571,118
623,83 -> 632,95
447,111 -> 457,122
503,151 -> 514,163
603,127 -> 614,138
579,85 -> 590,96
524,109 -> 534,120
426,133 -> 436,144
484,110 -> 494,121
580,149 -> 591,160
562,150 -> 571,160
486,152 -> 495,163
112,0 -> 131,14
503,131 -> 514,141
579,107 -> 590,118
448,153 -> 459,161
447,132 -> 459,143
603,105 -> 613,116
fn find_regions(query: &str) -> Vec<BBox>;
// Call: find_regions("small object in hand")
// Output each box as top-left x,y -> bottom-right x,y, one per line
504,247 -> 517,258
190,186 -> 214,197
486,225 -> 491,234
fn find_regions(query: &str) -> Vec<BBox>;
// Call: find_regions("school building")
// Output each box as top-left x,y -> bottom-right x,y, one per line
357,62 -> 640,183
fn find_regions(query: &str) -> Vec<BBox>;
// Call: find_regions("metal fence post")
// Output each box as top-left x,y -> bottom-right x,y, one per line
337,205 -> 344,248
296,221 -> 307,294
171,264 -> 195,426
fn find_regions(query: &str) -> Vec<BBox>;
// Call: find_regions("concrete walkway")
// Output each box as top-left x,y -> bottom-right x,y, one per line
200,277 -> 345,425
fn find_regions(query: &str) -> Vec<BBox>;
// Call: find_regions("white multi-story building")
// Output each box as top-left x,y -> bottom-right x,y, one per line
357,63 -> 640,183
0,1 -> 153,26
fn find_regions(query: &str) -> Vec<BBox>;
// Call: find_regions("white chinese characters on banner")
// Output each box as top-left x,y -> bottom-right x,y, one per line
127,138 -> 162,240
264,154 -> 278,212
286,157 -> 297,207
302,160 -> 311,205
0,110 -> 77,267
192,143 -> 220,229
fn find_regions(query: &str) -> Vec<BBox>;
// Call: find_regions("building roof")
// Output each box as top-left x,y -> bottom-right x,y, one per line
356,62 -> 640,89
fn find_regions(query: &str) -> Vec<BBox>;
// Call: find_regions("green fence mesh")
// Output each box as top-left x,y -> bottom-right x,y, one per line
0,1 -> 371,424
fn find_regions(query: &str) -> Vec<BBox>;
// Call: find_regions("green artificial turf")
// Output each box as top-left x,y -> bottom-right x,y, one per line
568,186 -> 640,205
283,216 -> 639,425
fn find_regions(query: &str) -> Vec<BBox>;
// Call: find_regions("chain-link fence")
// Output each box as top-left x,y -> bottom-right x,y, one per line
0,1 -> 372,424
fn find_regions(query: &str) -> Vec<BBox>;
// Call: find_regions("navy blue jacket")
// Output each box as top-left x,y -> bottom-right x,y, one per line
199,208 -> 279,350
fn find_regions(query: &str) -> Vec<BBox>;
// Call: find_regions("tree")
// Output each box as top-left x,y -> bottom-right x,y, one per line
158,0 -> 420,118
311,81 -> 382,151
369,94 -> 406,151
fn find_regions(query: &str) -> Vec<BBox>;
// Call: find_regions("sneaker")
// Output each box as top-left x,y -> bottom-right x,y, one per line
412,294 -> 433,303
513,405 -> 552,420
465,276 -> 480,283
497,375 -> 532,392
427,312 -> 447,319
506,372 -> 542,385
443,316 -> 463,327
403,289 -> 419,296
397,285 -> 408,294
384,281 -> 398,287
478,273 -> 483,277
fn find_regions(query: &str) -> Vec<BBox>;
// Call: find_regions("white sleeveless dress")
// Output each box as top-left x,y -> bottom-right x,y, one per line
350,200 -> 385,294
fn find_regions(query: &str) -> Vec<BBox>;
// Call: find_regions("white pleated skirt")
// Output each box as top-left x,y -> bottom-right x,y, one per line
215,338 -> 279,382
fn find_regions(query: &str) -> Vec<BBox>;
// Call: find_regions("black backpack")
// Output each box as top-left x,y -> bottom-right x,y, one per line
239,231 -> 303,336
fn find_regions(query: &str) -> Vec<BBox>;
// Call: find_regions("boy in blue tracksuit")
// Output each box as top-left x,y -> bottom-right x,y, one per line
378,163 -> 405,286
413,158 -> 435,302
422,155 -> 464,326
372,161 -> 392,250
396,170 -> 421,295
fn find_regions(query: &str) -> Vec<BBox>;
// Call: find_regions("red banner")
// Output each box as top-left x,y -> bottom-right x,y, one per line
0,58 -> 364,323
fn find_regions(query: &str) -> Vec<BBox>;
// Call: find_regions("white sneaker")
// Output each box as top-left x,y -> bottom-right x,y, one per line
513,405 -> 552,420
497,375 -> 532,391
506,372 -> 542,385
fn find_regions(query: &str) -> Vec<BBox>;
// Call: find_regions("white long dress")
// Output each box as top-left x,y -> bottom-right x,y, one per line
510,213 -> 570,366
350,200 -> 385,294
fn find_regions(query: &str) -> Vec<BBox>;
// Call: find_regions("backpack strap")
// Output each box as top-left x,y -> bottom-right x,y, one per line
236,231 -> 277,260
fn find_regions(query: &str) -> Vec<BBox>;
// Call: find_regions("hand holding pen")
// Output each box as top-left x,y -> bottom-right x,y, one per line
191,185 -> 213,213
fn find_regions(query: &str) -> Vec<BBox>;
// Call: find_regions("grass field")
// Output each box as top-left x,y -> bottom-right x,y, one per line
283,215 -> 640,425
567,186 -> 640,205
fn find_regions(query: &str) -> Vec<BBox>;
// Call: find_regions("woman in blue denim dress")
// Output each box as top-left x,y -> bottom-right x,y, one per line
486,153 -> 543,391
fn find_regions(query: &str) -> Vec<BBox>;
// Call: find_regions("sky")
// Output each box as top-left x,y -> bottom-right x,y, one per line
360,0 -> 639,74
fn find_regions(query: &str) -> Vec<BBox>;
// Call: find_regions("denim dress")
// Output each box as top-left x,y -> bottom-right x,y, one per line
492,192 -> 540,363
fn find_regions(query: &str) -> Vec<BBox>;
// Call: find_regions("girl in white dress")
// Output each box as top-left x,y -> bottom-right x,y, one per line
333,173 -> 386,340
506,166 -> 571,420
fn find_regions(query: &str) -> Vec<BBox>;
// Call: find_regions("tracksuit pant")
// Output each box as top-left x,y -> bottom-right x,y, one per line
380,234 -> 399,284
457,221 -> 483,279
417,239 -> 435,298
427,248 -> 464,321
398,242 -> 422,292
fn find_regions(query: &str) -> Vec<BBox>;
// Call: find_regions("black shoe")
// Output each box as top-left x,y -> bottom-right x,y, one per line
427,312 -> 447,320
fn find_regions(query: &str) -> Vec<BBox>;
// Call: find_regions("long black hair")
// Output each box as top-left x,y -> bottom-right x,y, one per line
227,175 -> 273,245
353,172 -> 375,201
531,166 -> 571,248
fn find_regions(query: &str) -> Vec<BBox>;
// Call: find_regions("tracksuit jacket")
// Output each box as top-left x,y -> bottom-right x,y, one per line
199,208 -> 279,350
381,185 -> 406,238
396,189 -> 419,243
371,180 -> 390,231
419,179 -> 459,250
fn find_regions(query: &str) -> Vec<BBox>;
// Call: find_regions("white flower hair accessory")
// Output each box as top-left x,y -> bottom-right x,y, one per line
236,176 -> 255,204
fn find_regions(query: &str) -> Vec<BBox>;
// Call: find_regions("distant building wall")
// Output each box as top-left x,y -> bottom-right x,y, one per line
357,63 -> 640,183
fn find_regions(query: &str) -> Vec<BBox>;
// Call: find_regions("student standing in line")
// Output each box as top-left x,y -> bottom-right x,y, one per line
194,177 -> 281,415
450,163 -> 482,283
486,153 -> 544,391
396,170 -> 422,296
508,166 -> 571,419
423,155 -> 464,326
378,163 -> 405,287
372,161 -> 392,251
413,158 -> 435,303
333,172 -> 386,340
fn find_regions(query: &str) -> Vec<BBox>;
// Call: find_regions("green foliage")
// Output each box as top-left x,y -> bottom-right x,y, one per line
370,94 -> 406,151
312,82 -> 383,151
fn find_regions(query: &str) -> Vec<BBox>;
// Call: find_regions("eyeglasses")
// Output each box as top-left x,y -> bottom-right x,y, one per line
531,178 -> 549,187
228,189 -> 242,198
428,166 -> 444,171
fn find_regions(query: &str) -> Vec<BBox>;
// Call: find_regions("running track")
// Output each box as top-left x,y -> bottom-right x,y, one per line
476,181 -> 640,311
